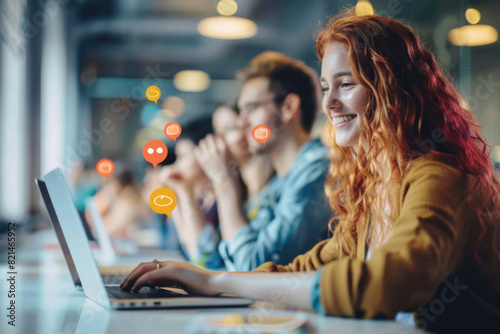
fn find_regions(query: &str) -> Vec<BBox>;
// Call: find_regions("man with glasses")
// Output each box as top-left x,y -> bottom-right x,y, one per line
194,51 -> 333,271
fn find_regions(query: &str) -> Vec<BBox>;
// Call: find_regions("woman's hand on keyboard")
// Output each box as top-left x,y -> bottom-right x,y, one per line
120,261 -> 220,296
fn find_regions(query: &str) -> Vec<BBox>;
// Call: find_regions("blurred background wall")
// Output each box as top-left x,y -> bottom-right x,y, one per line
0,0 -> 499,228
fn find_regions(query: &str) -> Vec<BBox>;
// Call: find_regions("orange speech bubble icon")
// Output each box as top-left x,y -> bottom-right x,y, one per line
149,187 -> 177,217
143,140 -> 168,168
145,86 -> 161,104
164,122 -> 182,142
252,125 -> 271,145
96,158 -> 114,179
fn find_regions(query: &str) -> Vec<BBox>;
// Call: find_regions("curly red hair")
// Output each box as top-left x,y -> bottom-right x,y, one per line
316,8 -> 500,263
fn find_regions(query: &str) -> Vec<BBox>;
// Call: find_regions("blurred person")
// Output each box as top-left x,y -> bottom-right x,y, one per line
122,10 -> 500,334
212,102 -> 275,219
70,159 -> 100,240
178,102 -> 277,269
87,169 -> 149,240
142,161 -> 182,251
160,117 -> 224,268
194,51 -> 333,271
70,159 -> 99,214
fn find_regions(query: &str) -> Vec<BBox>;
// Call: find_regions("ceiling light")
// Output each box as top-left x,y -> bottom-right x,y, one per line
217,0 -> 238,16
173,70 -> 210,92
448,24 -> 498,46
465,8 -> 481,25
355,0 -> 374,16
198,16 -> 257,40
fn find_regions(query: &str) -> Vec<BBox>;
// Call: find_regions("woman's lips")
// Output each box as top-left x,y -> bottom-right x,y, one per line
332,114 -> 357,128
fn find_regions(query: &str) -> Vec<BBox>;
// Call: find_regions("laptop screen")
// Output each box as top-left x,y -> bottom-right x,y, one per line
36,179 -> 81,287
44,168 -> 111,308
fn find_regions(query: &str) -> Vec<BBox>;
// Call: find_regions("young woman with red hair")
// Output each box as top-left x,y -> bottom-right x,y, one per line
121,9 -> 500,333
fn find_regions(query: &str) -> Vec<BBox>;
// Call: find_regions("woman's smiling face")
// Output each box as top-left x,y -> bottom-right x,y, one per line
320,43 -> 369,148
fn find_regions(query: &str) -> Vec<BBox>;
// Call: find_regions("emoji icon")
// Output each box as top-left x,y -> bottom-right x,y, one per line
143,140 -> 168,168
149,187 -> 177,217
164,122 -> 182,142
252,125 -> 271,145
145,86 -> 161,104
96,158 -> 114,179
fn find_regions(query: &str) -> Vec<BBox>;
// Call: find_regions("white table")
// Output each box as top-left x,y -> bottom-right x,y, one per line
0,230 -> 427,334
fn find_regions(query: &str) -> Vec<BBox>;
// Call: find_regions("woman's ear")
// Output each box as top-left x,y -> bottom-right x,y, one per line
280,93 -> 302,124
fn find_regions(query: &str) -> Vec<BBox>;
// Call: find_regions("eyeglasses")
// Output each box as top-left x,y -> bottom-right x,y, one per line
239,95 -> 286,115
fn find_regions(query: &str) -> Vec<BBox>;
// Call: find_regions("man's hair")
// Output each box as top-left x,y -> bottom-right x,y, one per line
237,51 -> 320,133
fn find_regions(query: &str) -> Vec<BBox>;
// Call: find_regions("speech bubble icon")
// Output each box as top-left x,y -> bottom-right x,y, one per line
145,86 -> 161,104
252,124 -> 271,145
149,187 -> 177,217
164,122 -> 182,142
96,158 -> 114,179
142,140 -> 168,168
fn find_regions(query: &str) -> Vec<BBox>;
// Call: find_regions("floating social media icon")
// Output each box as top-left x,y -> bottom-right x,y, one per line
252,125 -> 271,145
149,187 -> 177,217
143,140 -> 168,168
96,158 -> 114,179
145,86 -> 161,104
164,122 -> 182,142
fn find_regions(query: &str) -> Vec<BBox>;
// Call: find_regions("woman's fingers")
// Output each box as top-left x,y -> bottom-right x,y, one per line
198,136 -> 208,153
123,261 -> 221,296
131,267 -> 178,292
204,134 -> 217,153
193,146 -> 201,162
194,145 -> 208,166
120,262 -> 157,290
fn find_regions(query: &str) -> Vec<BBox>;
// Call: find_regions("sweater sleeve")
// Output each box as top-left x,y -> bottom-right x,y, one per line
253,236 -> 342,272
318,159 -> 469,318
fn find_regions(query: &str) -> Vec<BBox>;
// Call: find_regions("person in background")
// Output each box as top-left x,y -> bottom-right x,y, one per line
87,169 -> 149,240
211,102 -> 275,221
193,51 -> 333,271
142,153 -> 182,251
160,117 -> 224,268
70,159 -> 99,215
178,102 -> 277,268
70,159 -> 100,241
122,10 -> 500,334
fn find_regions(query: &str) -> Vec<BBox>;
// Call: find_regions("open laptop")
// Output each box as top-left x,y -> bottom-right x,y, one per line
85,197 -> 117,264
84,196 -> 176,266
41,167 -> 253,309
36,178 -> 130,285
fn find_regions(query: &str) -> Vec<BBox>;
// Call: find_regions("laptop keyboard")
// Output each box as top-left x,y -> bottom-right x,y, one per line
105,286 -> 187,299
102,275 -> 127,285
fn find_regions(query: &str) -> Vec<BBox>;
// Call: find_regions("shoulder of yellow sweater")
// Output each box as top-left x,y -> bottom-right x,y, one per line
405,153 -> 463,178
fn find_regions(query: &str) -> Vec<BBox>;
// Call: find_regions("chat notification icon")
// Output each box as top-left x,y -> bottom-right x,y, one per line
164,122 -> 182,142
146,86 -> 161,104
96,158 -> 114,179
252,125 -> 271,145
143,140 -> 168,168
149,187 -> 177,217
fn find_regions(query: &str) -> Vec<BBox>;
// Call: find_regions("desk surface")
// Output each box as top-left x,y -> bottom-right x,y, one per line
0,230 -> 426,334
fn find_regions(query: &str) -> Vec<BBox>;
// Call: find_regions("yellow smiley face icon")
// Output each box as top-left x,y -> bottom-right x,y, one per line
153,195 -> 173,207
149,188 -> 177,217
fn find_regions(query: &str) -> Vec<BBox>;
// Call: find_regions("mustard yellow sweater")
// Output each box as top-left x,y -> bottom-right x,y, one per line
255,154 -> 500,333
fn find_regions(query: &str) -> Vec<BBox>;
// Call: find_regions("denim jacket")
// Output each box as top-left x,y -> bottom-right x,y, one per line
218,138 -> 332,271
